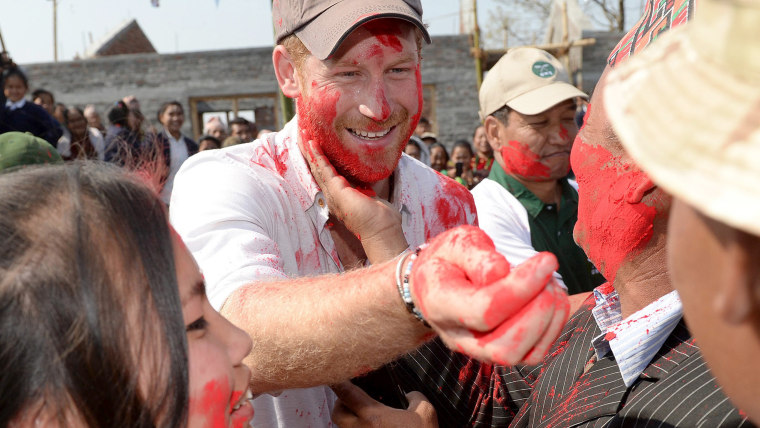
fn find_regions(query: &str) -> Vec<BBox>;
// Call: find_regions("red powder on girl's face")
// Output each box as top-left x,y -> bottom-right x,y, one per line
571,134 -> 657,284
500,140 -> 551,178
189,379 -> 229,428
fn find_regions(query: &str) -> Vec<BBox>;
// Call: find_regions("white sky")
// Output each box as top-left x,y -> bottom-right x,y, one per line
0,0 -> 505,65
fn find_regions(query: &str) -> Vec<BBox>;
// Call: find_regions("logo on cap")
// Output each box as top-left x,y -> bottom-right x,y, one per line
532,61 -> 556,78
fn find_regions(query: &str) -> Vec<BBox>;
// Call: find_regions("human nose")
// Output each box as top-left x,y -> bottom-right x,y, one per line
548,123 -> 572,146
220,313 -> 253,364
358,80 -> 391,122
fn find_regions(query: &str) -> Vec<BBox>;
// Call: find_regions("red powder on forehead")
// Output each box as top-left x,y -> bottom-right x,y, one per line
571,137 -> 657,284
361,44 -> 384,61
500,141 -> 551,178
362,20 -> 404,52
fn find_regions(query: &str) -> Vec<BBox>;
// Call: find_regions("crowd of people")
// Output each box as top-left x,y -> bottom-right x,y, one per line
0,64 -> 262,203
0,0 -> 758,427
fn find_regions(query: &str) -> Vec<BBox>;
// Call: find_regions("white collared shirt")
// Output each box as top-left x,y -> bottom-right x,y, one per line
160,131 -> 190,204
591,284 -> 683,387
5,98 -> 26,111
170,116 -> 477,428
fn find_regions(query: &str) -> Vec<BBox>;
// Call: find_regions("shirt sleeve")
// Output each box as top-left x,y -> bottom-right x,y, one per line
169,151 -> 289,310
472,180 -> 566,288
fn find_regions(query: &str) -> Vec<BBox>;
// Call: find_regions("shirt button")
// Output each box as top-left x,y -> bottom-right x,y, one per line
318,198 -> 325,207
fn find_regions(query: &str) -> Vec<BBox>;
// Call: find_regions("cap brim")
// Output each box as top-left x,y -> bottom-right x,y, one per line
605,25 -> 760,236
507,81 -> 588,115
295,0 -> 431,60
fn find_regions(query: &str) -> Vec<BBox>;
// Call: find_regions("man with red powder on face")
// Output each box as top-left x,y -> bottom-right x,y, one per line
472,47 -> 605,296
334,0 -> 753,426
169,0 -> 570,427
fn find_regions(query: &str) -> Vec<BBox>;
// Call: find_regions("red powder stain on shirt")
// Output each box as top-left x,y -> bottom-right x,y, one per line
189,379 -> 229,428
274,147 -> 289,176
604,331 -> 617,341
571,139 -> 657,284
500,140 -> 551,178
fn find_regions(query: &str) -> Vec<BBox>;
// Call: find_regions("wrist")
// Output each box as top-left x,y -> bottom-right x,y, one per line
395,245 -> 430,328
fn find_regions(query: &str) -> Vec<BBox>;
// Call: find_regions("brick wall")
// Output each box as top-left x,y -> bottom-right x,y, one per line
21,35 -> 481,151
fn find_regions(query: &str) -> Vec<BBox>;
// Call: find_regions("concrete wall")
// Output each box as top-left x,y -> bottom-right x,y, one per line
21,35 -> 481,150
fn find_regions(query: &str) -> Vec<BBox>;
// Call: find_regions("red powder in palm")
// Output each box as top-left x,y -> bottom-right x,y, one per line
500,140 -> 551,178
571,138 -> 656,284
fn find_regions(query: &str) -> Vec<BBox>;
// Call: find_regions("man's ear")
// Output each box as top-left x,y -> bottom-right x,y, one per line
272,45 -> 301,99
483,116 -> 503,153
625,175 -> 656,204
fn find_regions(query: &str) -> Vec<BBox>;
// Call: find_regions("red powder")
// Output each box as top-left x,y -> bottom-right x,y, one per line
189,379 -> 229,428
356,186 -> 377,198
559,125 -> 570,141
604,331 -> 617,341
570,137 -> 657,284
362,20 -> 404,52
500,140 -> 551,178
361,44 -> 384,61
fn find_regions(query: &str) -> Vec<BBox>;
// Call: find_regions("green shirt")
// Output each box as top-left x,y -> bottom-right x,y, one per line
488,162 -> 605,295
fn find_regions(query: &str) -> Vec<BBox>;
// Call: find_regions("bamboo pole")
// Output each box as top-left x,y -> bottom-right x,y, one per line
472,0 -> 483,90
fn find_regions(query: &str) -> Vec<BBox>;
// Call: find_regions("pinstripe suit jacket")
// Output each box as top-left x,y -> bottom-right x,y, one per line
394,295 -> 754,427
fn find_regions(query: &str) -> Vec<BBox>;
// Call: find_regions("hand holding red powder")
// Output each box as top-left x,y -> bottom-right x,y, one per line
410,225 -> 570,365
300,135 -> 409,263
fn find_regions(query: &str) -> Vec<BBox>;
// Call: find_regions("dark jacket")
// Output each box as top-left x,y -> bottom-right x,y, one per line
0,102 -> 63,147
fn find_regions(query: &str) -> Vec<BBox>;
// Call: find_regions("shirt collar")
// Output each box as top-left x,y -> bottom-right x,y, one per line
5,98 -> 26,111
591,284 -> 683,387
487,160 -> 576,218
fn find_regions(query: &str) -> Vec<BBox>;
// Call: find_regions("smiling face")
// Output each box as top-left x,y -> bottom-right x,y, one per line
429,145 -> 448,172
3,75 -> 27,103
160,105 -> 185,136
296,19 -> 422,186
473,126 -> 491,158
66,109 -> 88,138
173,233 -> 254,428
486,100 -> 577,182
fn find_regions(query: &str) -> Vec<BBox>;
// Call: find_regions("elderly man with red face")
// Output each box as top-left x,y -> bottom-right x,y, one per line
472,48 -> 605,296
607,0 -> 760,422
333,0 -> 754,427
169,1 -> 569,427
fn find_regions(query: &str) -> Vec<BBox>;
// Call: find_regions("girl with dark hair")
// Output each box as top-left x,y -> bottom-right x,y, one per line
0,163 -> 254,428
428,142 -> 449,173
447,140 -> 476,189
157,101 -> 198,205
0,67 -> 63,146
58,106 -> 106,160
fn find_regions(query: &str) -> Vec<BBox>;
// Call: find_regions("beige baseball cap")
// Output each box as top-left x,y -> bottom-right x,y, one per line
479,47 -> 587,120
606,0 -> 760,237
273,0 -> 431,61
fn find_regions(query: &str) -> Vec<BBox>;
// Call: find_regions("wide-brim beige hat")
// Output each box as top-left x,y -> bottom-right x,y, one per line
605,0 -> 760,236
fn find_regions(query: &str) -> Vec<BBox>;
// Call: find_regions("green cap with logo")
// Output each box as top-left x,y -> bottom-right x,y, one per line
0,132 -> 63,173
479,47 -> 587,119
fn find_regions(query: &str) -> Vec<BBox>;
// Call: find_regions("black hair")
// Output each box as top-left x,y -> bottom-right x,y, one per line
62,105 -> 85,127
0,162 -> 188,427
198,135 -> 221,149
108,100 -> 130,127
229,116 -> 258,135
452,139 -> 474,157
32,88 -> 54,103
406,138 -> 421,150
490,105 -> 512,125
157,101 -> 184,124
2,67 -> 29,89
